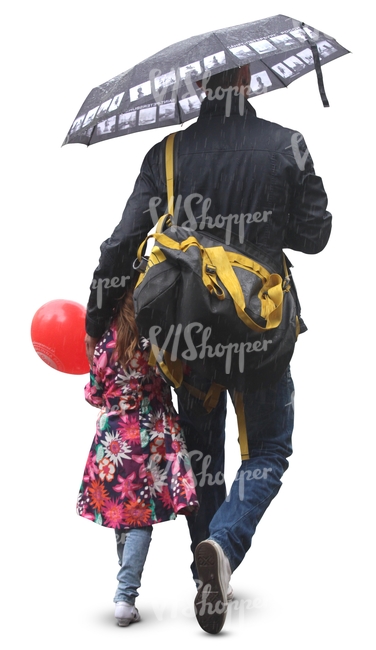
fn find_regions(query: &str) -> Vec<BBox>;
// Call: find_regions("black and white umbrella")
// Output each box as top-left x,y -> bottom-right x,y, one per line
63,14 -> 349,147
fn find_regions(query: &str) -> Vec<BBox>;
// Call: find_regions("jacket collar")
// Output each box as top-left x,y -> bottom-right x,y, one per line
198,93 -> 257,118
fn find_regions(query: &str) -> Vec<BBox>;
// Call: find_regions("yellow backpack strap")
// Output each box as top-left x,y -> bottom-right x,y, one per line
233,391 -> 250,460
282,253 -> 291,291
165,132 -> 176,217
203,246 -> 281,332
181,382 -> 207,401
182,381 -> 226,413
149,347 -> 225,413
202,382 -> 226,412
149,346 -> 184,389
136,131 -> 177,256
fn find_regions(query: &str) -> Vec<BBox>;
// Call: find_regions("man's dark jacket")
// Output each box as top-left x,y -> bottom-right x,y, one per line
86,94 -> 331,338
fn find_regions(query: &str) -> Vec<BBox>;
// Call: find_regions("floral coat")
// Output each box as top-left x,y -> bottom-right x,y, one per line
77,326 -> 199,529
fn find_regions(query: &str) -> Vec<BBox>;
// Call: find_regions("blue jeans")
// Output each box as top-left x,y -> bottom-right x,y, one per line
177,366 -> 294,575
114,526 -> 153,604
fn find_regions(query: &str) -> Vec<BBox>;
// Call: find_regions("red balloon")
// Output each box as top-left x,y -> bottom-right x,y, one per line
31,299 -> 89,375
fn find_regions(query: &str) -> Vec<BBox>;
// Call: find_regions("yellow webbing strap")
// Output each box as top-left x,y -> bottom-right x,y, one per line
282,254 -> 291,291
135,132 -> 177,259
165,132 -> 176,217
202,382 -> 226,412
182,381 -> 226,413
181,382 -> 207,401
135,221 -> 170,262
144,232 -> 285,332
234,391 -> 250,460
149,344 -> 225,414
149,346 -> 183,389
202,246 -> 283,331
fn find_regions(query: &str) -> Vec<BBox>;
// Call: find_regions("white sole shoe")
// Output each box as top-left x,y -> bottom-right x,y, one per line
194,540 -> 231,634
114,602 -> 140,627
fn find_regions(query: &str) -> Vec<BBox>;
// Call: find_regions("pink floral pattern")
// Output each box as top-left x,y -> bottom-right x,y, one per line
77,326 -> 199,528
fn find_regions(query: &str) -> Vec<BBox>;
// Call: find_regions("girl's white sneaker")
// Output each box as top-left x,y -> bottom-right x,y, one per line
114,601 -> 141,627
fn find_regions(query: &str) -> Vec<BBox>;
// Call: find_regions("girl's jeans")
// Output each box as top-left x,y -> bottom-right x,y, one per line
114,526 -> 153,604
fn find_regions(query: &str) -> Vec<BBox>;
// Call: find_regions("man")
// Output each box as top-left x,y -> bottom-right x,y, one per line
85,64 -> 331,634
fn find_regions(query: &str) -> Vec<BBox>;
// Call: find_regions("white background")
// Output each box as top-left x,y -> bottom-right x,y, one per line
2,1 -> 375,647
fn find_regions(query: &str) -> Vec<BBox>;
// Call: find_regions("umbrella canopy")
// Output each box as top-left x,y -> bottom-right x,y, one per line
63,14 -> 349,147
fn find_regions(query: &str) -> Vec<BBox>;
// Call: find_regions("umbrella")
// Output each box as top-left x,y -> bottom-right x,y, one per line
63,14 -> 349,147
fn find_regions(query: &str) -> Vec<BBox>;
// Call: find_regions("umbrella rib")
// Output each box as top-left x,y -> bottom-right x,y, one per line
260,58 -> 290,90
212,31 -> 243,68
176,98 -> 184,125
171,30 -> 241,71
177,30 -> 220,59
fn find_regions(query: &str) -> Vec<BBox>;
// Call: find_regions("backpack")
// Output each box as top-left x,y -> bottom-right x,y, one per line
133,132 -> 299,396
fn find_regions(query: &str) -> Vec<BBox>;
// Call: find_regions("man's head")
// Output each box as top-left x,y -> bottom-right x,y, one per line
200,64 -> 251,96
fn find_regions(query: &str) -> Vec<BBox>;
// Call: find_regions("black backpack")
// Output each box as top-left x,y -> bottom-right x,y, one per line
133,132 -> 299,395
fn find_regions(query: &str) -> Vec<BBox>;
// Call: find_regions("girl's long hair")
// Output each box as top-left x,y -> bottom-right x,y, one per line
115,286 -> 139,369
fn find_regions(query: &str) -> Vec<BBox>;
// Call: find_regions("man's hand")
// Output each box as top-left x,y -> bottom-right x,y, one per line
85,334 -> 100,367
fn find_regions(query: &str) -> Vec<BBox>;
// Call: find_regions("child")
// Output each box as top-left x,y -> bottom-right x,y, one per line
77,289 -> 199,627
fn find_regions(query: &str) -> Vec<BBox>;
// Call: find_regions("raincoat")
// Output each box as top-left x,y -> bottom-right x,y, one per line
77,328 -> 199,528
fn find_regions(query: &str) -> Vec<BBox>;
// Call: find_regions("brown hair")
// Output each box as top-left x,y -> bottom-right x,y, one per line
115,287 -> 139,369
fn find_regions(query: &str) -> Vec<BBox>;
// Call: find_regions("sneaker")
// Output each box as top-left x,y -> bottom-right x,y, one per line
194,539 -> 231,634
114,601 -> 140,627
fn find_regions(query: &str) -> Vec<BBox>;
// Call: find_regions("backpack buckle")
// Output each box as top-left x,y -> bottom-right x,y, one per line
282,276 -> 291,291
133,256 -> 148,272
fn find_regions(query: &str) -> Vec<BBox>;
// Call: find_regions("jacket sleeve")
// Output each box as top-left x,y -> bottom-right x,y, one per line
84,371 -> 104,408
84,348 -> 106,408
283,132 -> 332,254
85,140 -> 168,338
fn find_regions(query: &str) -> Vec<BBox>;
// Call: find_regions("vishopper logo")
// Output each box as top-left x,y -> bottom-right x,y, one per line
90,275 -> 131,309
149,592 -> 266,622
286,132 -> 311,171
199,75 -> 268,116
189,451 -> 273,492
188,450 -> 225,488
148,67 -> 267,118
144,192 -> 272,244
149,67 -> 200,105
105,445 -> 272,495
230,466 -> 272,501
149,323 -> 273,375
